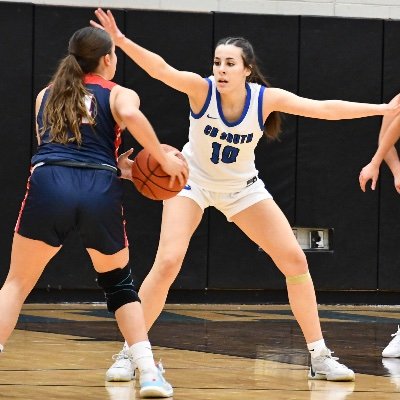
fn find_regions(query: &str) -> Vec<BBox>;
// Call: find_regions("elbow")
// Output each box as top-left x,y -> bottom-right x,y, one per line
119,108 -> 140,128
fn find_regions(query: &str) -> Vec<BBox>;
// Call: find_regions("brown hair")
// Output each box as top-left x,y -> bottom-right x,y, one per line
41,27 -> 113,144
216,37 -> 282,140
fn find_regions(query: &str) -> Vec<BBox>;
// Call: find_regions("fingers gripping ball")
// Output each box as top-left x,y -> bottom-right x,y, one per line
131,144 -> 187,200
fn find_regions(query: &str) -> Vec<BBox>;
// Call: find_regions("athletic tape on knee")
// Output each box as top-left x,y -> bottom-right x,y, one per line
286,271 -> 312,285
97,264 -> 140,313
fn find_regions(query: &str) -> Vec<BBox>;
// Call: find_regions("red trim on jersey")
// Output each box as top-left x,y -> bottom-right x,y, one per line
122,208 -> 129,248
15,167 -> 33,232
84,73 -> 117,90
84,74 -> 122,154
114,124 -> 122,161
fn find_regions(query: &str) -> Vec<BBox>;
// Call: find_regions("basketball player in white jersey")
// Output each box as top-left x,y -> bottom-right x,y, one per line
92,8 -> 400,383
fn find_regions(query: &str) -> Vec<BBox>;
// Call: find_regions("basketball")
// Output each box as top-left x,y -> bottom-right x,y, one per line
131,144 -> 187,200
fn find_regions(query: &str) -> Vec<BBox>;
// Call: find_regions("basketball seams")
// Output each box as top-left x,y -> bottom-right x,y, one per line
132,157 -> 179,198
131,144 -> 187,200
135,153 -> 176,191
145,152 -> 170,178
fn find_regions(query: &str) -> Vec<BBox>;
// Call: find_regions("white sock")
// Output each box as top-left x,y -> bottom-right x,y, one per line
307,339 -> 326,358
0,344 -> 3,352
129,341 -> 157,372
123,341 -> 129,352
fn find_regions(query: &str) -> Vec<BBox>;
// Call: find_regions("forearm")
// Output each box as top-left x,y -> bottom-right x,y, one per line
382,148 -> 400,176
379,114 -> 400,175
319,100 -> 386,120
123,110 -> 167,166
269,89 -> 394,120
118,37 -> 167,80
371,116 -> 400,166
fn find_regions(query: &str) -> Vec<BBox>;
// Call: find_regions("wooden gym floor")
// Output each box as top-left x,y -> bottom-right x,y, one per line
1,304 -> 400,399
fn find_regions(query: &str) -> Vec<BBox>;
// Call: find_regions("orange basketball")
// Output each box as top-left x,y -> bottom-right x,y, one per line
131,144 -> 187,200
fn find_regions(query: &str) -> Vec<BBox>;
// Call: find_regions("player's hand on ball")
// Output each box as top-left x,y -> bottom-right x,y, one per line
161,150 -> 189,189
131,144 -> 188,200
117,148 -> 134,180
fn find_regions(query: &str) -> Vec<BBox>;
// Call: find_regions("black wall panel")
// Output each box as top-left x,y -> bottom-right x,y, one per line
378,20 -> 400,290
122,10 -> 214,288
208,14 -> 299,289
0,3 -> 33,286
33,6 -> 125,99
32,6 -> 125,290
297,17 -> 383,289
2,3 -> 400,298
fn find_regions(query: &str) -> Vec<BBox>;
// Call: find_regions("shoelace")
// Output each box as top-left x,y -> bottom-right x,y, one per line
320,350 -> 348,369
112,350 -> 132,362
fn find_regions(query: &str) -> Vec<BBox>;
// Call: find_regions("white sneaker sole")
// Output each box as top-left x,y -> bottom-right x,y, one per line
382,352 -> 400,358
105,370 -> 135,382
140,386 -> 173,398
308,371 -> 355,382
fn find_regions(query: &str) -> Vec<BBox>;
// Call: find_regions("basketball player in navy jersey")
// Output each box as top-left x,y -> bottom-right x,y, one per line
0,26 -> 188,398
92,9 -> 400,383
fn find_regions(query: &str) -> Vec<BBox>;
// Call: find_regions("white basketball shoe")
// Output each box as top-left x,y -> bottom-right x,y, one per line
308,347 -> 355,381
105,344 -> 136,382
382,326 -> 400,358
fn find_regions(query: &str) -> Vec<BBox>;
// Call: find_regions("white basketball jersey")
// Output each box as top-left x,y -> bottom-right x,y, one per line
181,76 -> 266,192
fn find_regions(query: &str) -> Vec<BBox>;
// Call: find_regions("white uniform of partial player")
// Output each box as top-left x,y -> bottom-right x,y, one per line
179,76 -> 272,220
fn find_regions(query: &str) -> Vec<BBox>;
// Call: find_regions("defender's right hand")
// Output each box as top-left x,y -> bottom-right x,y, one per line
90,8 -> 125,47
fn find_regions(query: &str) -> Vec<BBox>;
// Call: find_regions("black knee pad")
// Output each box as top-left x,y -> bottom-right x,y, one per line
97,264 -> 140,313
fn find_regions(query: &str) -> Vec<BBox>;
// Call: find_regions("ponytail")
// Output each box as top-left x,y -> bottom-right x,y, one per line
40,27 -> 112,145
42,54 -> 96,145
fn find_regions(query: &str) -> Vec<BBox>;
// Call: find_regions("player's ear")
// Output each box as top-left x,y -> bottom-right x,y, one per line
245,65 -> 252,77
103,53 -> 111,66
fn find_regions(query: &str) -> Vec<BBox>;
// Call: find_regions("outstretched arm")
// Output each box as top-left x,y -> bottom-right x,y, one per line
264,88 -> 400,120
359,114 -> 400,193
378,94 -> 400,190
91,8 -> 208,102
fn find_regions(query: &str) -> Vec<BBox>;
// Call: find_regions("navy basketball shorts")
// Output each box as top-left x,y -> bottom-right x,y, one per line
15,165 -> 128,254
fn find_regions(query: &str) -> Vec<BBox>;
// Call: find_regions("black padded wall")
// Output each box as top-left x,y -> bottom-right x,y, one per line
32,6 -> 125,290
297,17 -> 383,289
0,2 -> 33,285
121,10 -> 214,288
2,2 -> 400,299
378,20 -> 400,290
208,13 -> 299,289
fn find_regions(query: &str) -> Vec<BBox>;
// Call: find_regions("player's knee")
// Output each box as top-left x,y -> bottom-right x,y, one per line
154,254 -> 183,281
280,249 -> 308,274
97,264 -> 140,313
4,276 -> 36,301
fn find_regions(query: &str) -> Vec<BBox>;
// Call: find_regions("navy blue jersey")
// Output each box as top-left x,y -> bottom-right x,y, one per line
32,74 -> 122,167
16,74 -> 128,253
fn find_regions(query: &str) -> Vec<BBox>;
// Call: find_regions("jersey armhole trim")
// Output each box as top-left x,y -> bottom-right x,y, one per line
37,87 -> 50,127
258,85 -> 266,131
190,77 -> 212,119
